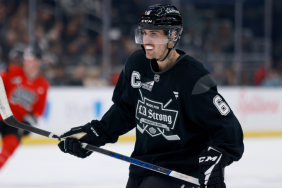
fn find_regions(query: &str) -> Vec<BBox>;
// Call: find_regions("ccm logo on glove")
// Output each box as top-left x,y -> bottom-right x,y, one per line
91,127 -> 99,137
199,156 -> 218,163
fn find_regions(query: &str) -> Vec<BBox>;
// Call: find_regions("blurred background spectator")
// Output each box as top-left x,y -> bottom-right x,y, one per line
0,0 -> 280,87
261,68 -> 280,87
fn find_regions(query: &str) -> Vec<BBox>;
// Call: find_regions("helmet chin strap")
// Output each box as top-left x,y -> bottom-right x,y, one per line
159,40 -> 179,62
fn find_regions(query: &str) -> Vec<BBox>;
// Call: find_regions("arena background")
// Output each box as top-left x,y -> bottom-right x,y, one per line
0,0 -> 281,188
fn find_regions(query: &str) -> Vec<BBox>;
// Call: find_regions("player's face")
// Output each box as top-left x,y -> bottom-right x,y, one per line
23,55 -> 41,80
142,30 -> 170,61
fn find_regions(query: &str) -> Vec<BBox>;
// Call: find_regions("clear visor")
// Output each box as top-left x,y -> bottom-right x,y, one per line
135,29 -> 175,44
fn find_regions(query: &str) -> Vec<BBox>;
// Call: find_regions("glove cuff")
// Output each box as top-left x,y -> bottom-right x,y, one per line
83,120 -> 105,147
199,146 -> 229,187
199,146 -> 231,168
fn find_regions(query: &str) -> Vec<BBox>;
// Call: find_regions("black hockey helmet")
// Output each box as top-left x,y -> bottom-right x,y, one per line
23,44 -> 42,60
138,4 -> 183,31
135,4 -> 183,61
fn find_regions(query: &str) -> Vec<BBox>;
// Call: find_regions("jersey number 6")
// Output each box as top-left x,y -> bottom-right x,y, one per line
213,95 -> 230,116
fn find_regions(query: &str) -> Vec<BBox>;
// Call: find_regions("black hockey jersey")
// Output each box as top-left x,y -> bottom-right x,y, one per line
91,49 -> 244,186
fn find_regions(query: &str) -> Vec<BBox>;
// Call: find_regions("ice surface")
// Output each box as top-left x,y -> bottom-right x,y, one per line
0,137 -> 281,188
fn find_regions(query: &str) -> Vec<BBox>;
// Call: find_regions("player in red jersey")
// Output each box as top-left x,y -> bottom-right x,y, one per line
0,46 -> 49,169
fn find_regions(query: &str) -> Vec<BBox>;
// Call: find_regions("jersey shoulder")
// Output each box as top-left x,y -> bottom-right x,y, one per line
182,55 -> 209,76
8,65 -> 23,72
36,76 -> 50,89
180,55 -> 217,95
1,65 -> 24,83
7,65 -> 24,76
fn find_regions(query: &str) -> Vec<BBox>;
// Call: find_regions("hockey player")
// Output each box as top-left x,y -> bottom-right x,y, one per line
58,4 -> 244,188
0,46 -> 49,169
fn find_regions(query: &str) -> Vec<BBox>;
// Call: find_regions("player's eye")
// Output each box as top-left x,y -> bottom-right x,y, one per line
150,33 -> 157,38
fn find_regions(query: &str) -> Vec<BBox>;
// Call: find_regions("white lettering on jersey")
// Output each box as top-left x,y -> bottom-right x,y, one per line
136,90 -> 180,141
131,71 -> 141,88
10,86 -> 37,111
131,71 -> 154,91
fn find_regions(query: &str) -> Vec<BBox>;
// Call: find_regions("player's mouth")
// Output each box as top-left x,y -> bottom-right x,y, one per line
145,45 -> 154,52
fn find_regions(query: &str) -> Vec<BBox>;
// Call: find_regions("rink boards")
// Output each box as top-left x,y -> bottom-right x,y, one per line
13,87 -> 282,144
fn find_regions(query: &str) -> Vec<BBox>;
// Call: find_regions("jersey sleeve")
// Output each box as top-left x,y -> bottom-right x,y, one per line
188,74 -> 244,164
1,70 -> 9,86
1,65 -> 22,93
90,66 -> 136,145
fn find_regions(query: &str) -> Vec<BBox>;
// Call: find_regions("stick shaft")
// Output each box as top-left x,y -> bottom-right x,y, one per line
82,143 -> 172,175
0,76 -> 199,185
5,116 -> 60,140
4,115 -> 199,185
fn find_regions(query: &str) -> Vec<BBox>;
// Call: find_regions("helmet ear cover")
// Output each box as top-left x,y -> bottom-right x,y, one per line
164,28 -> 183,42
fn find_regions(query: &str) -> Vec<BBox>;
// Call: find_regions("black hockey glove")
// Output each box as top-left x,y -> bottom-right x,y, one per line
58,137 -> 92,158
58,121 -> 102,158
199,146 -> 231,188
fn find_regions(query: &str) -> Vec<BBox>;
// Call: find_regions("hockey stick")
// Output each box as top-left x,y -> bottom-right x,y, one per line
0,77 -> 199,186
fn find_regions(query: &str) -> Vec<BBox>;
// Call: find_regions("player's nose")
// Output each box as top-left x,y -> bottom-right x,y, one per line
143,35 -> 153,44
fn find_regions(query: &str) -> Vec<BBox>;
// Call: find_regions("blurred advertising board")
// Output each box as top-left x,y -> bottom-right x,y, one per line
36,87 -> 115,136
219,87 -> 282,136
32,87 -> 282,141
